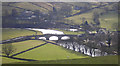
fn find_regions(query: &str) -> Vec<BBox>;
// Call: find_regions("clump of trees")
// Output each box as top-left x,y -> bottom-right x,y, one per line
93,12 -> 100,26
2,43 -> 16,57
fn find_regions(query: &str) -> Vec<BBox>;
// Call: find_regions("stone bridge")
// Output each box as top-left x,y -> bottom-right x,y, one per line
1,34 -> 78,44
33,34 -> 78,40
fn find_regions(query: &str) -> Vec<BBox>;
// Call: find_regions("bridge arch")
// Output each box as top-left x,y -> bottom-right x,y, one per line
39,37 -> 46,40
49,36 -> 58,41
61,36 -> 70,40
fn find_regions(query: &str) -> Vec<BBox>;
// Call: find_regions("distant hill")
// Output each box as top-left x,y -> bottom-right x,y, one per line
2,2 -> 118,31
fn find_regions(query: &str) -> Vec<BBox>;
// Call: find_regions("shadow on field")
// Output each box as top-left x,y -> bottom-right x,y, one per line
1,55 -> 38,61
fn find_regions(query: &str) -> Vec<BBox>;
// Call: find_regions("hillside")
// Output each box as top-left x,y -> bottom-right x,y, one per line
1,2 -> 119,65
2,2 -> 52,15
2,2 -> 118,30
13,55 -> 118,64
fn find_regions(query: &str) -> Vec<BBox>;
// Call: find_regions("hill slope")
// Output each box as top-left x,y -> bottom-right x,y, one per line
14,55 -> 118,64
2,2 -> 118,30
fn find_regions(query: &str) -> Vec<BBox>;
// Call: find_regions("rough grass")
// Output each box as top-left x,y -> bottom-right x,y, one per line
71,9 -> 81,15
1,57 -> 27,64
9,2 -> 48,13
66,9 -> 117,31
65,6 -> 105,25
2,28 -> 42,40
15,55 -> 118,64
31,2 -> 53,11
15,43 -> 88,61
1,40 -> 46,64
65,11 -> 93,25
2,6 -> 24,16
99,11 -> 118,31
11,40 -> 45,54
0,40 -> 45,56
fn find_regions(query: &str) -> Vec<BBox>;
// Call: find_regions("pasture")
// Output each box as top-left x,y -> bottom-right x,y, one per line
99,11 -> 118,31
1,28 -> 118,64
1,39 -> 88,64
15,55 -> 118,64
2,28 -> 42,40
1,40 -> 46,63
1,40 -> 45,55
66,8 -> 118,31
15,43 -> 88,61
1,57 -> 27,64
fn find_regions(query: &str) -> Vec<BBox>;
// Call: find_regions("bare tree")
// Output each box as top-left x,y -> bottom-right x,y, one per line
2,43 -> 16,57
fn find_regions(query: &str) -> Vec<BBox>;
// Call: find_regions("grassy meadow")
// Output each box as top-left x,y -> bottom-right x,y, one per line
2,2 -> 50,16
15,43 -> 88,61
1,2 -> 118,64
10,2 -> 48,13
66,8 -> 118,31
15,55 -> 118,64
99,11 -> 118,31
65,11 -> 93,25
2,28 -> 42,40
1,57 -> 27,64
1,40 -> 46,64
1,40 -> 45,55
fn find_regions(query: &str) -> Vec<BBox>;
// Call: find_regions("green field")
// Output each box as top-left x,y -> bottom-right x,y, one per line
15,55 -> 118,64
2,2 -> 50,15
1,40 -> 45,56
1,40 -> 45,55
1,57 -> 27,64
0,40 -> 45,64
2,28 -> 42,40
65,7 -> 106,25
99,11 -> 118,31
15,43 -> 88,61
10,3 -> 48,13
1,40 -> 45,63
2,6 -> 24,16
65,11 -> 93,25
2,3 -> 118,64
66,8 -> 118,31
1,39 -> 118,64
